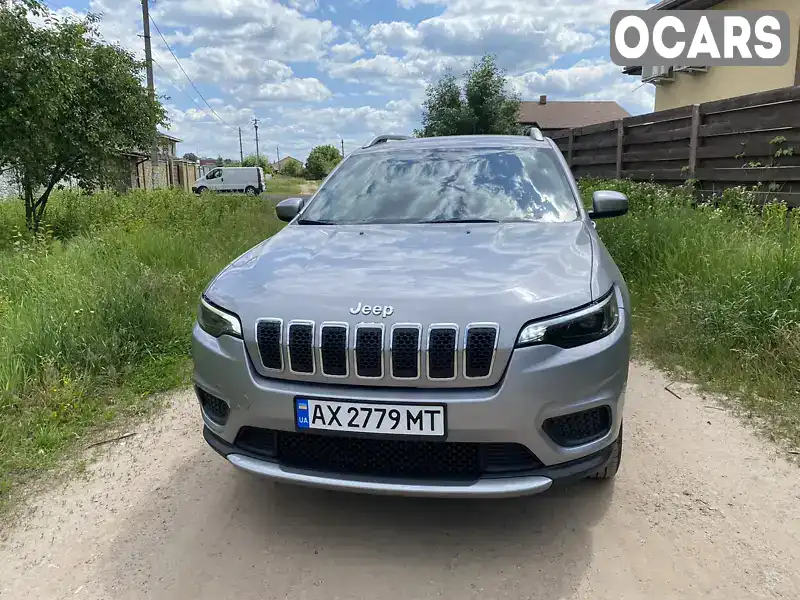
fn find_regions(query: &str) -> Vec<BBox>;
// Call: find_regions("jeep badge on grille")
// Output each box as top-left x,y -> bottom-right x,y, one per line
349,302 -> 394,318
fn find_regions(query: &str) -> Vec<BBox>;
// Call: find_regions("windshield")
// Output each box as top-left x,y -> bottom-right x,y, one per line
298,147 -> 579,225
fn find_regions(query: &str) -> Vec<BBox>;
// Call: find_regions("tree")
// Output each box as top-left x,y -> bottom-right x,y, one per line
241,153 -> 272,172
183,152 -> 198,162
0,7 -> 167,230
215,155 -> 224,166
280,159 -> 303,177
305,145 -> 342,180
415,55 -> 522,138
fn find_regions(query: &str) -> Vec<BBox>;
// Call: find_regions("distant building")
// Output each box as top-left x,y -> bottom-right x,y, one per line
271,156 -> 302,172
121,132 -> 199,193
517,95 -> 631,137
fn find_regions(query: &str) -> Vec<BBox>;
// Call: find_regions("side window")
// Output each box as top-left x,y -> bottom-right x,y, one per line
207,169 -> 220,179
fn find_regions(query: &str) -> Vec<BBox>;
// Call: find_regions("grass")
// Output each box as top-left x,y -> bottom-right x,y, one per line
0,188 -> 285,510
580,179 -> 800,448
264,176 -> 320,195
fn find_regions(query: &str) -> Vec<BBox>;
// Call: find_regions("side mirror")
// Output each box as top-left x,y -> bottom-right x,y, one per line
589,191 -> 628,219
276,197 -> 305,222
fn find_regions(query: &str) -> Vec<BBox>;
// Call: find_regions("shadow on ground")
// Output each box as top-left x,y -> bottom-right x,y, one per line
101,445 -> 614,599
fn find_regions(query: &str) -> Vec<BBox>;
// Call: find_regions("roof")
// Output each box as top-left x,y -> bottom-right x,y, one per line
650,0 -> 724,9
355,134 -> 552,155
157,132 -> 182,143
273,156 -> 301,166
517,101 -> 630,129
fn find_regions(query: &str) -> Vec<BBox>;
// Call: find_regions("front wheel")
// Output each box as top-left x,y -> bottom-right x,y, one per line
196,186 -> 207,194
245,186 -> 257,196
588,421 -> 623,479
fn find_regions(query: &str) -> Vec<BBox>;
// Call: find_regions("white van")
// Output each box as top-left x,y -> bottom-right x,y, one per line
192,167 -> 265,195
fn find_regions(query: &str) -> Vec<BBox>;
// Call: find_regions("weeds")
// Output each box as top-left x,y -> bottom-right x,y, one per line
0,189 -> 284,506
581,178 -> 800,447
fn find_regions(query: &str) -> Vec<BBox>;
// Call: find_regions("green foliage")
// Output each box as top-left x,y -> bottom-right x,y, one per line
415,54 -> 522,138
0,188 -> 285,506
280,158 -> 303,177
579,178 -> 800,447
0,7 -> 167,231
305,144 -> 342,180
241,153 -> 273,173
182,152 -> 198,162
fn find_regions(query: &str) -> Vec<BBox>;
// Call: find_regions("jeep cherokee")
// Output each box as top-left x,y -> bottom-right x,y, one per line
192,130 -> 631,498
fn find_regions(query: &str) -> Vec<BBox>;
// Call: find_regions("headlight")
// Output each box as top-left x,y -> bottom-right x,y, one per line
197,296 -> 242,338
516,288 -> 619,349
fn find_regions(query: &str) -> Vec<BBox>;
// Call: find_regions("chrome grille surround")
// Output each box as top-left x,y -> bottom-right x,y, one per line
253,319 -> 500,384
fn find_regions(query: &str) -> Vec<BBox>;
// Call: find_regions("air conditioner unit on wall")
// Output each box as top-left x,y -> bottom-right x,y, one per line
674,65 -> 709,74
641,65 -> 675,84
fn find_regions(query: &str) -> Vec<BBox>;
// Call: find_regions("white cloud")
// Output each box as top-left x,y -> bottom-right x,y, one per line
329,42 -> 364,61
288,0 -> 319,12
366,21 -> 423,52
249,78 -> 332,102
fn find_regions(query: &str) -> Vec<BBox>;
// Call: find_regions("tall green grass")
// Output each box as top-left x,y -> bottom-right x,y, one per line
581,179 -> 800,446
0,189 -> 284,503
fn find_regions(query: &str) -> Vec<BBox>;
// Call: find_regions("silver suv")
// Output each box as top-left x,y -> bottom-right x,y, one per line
192,131 -> 632,498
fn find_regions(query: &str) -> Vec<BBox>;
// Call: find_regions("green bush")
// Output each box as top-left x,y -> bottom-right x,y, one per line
0,188 -> 284,503
580,178 -> 800,445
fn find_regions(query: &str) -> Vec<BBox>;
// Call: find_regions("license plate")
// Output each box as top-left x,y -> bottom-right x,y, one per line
295,398 -> 446,437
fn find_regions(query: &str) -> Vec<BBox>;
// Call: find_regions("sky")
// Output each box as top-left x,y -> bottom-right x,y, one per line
44,0 -> 658,163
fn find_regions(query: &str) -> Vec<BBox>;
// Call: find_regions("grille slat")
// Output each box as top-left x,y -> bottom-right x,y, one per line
233,428 -> 543,480
391,326 -> 420,379
428,327 -> 457,379
288,322 -> 314,373
464,326 -> 498,378
320,325 -> 348,376
256,320 -> 283,370
255,319 -> 499,383
355,326 -> 384,378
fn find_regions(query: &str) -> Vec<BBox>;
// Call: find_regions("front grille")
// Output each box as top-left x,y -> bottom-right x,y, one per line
543,406 -> 612,447
464,326 -> 497,378
391,326 -> 420,379
428,327 -> 457,379
320,324 -> 348,376
251,318 -> 500,383
355,326 -> 383,378
197,387 -> 230,425
288,322 -> 314,373
233,428 -> 543,480
256,320 -> 283,370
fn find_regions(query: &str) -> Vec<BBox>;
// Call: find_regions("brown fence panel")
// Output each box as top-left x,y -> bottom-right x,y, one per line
549,85 -> 800,202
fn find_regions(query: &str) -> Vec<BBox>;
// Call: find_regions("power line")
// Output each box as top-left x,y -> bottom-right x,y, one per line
148,15 -> 238,132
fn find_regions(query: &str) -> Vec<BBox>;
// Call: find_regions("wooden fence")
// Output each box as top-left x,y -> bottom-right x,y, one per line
550,86 -> 800,206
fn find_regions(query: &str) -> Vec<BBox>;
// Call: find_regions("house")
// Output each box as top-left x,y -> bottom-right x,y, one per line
622,0 -> 800,112
271,156 -> 302,173
517,96 -> 631,136
122,132 -> 200,193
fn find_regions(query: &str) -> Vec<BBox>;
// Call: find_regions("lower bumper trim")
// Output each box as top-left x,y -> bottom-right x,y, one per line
227,453 -> 553,498
204,426 -> 612,498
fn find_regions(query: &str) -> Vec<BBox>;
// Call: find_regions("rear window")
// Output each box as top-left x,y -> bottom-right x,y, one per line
299,147 -> 579,225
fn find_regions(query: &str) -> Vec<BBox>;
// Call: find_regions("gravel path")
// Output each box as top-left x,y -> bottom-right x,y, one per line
1,362 -> 799,599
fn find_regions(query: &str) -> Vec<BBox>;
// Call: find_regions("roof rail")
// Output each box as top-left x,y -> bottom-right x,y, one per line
362,134 -> 412,149
529,127 -> 544,141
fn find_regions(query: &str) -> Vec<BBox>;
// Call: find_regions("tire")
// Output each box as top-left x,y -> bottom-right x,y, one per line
245,186 -> 257,196
196,186 -> 207,194
588,421 -> 623,479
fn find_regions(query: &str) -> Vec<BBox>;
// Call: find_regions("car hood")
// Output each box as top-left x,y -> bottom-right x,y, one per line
206,221 -> 595,327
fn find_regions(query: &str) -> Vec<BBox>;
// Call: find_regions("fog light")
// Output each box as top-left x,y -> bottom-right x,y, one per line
196,387 -> 230,425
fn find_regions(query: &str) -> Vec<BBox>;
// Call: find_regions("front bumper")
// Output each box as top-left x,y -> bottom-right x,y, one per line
192,306 -> 630,498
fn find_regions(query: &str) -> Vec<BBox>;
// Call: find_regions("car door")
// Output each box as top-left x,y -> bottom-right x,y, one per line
205,168 -> 223,191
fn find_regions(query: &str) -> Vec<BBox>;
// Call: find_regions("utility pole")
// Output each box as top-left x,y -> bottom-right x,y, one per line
276,146 -> 281,167
238,127 -> 244,163
141,0 -> 159,191
252,117 -> 260,161
341,139 -> 344,157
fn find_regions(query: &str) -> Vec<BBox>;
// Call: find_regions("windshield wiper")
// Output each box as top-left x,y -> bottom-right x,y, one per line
420,218 -> 501,224
296,219 -> 336,225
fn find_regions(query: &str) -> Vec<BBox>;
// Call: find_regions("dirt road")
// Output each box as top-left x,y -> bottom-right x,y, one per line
1,362 -> 799,600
